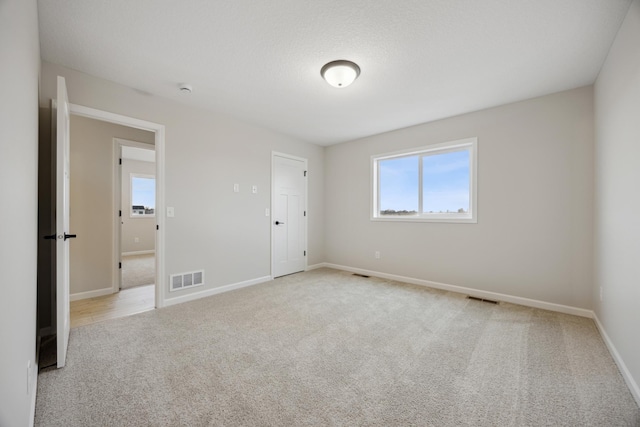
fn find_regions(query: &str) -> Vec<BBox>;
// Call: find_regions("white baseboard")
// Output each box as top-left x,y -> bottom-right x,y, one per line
70,287 -> 114,301
122,250 -> 155,257
324,263 -> 593,318
163,275 -> 272,307
306,263 -> 327,271
592,314 -> 640,407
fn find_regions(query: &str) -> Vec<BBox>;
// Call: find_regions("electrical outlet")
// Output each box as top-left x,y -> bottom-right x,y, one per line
134,237 -> 139,243
233,183 -> 240,193
375,251 -> 380,259
252,185 -> 258,194
599,287 -> 603,302
265,208 -> 270,217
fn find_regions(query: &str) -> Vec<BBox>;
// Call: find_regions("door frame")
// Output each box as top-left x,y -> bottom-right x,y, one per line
270,151 -> 308,278
113,138 -> 156,293
70,104 -> 166,309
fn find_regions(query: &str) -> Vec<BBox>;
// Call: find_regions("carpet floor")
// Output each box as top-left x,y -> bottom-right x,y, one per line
35,268 -> 640,426
121,253 -> 155,290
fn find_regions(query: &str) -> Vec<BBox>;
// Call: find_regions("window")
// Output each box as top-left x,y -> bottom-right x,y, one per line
372,137 -> 477,223
130,174 -> 155,217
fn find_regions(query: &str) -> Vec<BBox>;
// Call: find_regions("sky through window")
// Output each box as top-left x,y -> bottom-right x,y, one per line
132,176 -> 155,209
378,150 -> 470,214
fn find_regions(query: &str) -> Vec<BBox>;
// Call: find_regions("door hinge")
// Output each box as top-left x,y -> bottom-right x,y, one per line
119,262 -> 122,269
119,210 -> 122,217
304,250 -> 306,256
119,158 -> 122,165
304,211 -> 306,217
304,170 -> 307,177
156,225 -> 159,230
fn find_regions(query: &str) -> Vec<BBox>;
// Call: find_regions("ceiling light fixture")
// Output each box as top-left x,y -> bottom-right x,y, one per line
321,60 -> 360,88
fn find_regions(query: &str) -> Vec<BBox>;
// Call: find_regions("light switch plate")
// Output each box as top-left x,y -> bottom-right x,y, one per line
167,207 -> 175,217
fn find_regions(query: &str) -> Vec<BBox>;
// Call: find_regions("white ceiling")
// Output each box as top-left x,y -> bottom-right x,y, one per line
38,0 -> 632,146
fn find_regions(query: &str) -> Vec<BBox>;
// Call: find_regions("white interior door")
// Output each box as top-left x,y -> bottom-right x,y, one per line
55,76 -> 72,368
273,154 -> 307,278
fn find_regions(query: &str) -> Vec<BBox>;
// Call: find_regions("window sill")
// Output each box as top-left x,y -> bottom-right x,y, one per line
371,215 -> 476,224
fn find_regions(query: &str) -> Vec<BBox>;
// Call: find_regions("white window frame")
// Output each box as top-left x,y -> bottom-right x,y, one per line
129,173 -> 156,218
371,137 -> 478,223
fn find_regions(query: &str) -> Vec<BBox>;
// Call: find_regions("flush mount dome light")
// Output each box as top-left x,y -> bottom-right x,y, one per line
321,60 -> 360,88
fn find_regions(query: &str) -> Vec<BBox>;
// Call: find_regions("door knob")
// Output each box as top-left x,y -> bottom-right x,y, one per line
63,233 -> 77,241
275,221 -> 285,225
43,234 -> 57,240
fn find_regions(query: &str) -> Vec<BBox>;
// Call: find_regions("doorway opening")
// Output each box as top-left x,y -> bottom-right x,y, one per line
116,140 -> 156,293
67,105 -> 165,327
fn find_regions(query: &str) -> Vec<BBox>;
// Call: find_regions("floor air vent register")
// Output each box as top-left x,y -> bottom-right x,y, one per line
170,270 -> 204,292
467,295 -> 499,304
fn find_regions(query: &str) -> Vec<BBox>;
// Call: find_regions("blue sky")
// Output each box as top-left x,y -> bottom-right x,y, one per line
380,150 -> 469,213
132,177 -> 155,208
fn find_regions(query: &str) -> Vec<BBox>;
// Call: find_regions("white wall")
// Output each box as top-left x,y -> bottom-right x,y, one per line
69,115 -> 154,295
325,86 -> 594,309
40,62 -> 325,302
121,159 -> 156,254
594,0 -> 640,403
0,0 -> 40,425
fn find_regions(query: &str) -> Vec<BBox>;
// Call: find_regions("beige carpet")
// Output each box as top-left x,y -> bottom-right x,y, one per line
35,268 -> 640,426
121,253 -> 155,290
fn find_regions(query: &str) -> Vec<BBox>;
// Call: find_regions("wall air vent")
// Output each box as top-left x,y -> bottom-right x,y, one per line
169,270 -> 205,292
